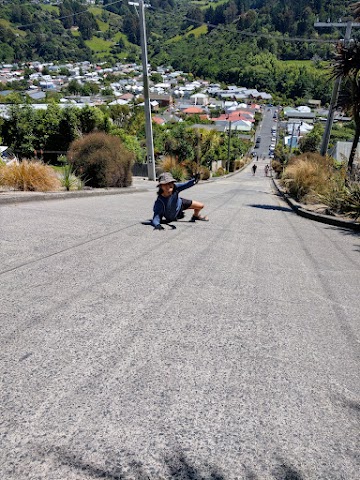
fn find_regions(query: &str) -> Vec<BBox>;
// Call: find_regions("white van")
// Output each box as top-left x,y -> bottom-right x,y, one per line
0,146 -> 18,165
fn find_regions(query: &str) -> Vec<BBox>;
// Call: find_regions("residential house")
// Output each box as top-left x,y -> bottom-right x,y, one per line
190,93 -> 209,105
27,90 -> 46,101
152,116 -> 166,125
182,106 -> 206,115
329,141 -> 360,163
149,93 -> 173,107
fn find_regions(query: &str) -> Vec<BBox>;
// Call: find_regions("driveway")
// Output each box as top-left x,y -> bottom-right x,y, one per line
1,165 -> 359,479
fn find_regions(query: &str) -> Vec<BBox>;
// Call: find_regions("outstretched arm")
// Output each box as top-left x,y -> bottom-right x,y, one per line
175,176 -> 198,192
152,199 -> 164,229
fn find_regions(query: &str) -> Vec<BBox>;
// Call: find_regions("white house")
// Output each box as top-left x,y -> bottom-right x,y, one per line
190,93 -> 209,105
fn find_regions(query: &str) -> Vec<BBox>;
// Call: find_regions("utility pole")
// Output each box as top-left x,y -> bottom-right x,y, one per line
227,120 -> 232,173
130,0 -> 156,180
289,122 -> 296,154
314,20 -> 360,156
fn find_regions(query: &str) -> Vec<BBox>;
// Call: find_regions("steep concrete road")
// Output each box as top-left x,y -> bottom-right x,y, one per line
1,165 -> 359,479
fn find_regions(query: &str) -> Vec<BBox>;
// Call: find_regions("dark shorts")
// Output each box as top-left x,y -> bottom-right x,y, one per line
181,198 -> 192,211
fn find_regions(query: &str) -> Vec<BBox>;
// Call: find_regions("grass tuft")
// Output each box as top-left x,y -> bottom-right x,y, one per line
281,153 -> 343,203
0,160 -> 61,192
157,156 -> 188,181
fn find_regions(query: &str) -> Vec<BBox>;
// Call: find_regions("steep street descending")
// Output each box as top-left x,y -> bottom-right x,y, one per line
1,166 -> 359,480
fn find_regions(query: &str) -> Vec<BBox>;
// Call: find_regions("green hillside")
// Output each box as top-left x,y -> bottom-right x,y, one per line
0,0 -> 140,64
147,0 -> 355,103
0,0 -> 355,102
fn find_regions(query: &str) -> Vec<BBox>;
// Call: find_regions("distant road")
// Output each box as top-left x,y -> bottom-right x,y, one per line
1,168 -> 359,479
254,106 -> 278,159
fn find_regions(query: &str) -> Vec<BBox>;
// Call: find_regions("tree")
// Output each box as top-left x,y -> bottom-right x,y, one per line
78,11 -> 98,40
77,105 -> 105,134
299,123 -> 323,153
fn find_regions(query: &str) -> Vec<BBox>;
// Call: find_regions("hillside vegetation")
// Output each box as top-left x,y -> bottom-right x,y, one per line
0,0 -> 356,102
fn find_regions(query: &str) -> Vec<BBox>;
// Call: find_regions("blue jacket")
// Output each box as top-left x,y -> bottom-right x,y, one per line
152,178 -> 196,227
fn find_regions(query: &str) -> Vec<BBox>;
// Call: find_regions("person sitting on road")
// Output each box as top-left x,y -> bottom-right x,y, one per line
152,172 -> 209,230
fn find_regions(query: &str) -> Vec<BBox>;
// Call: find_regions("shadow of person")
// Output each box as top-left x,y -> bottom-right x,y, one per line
248,204 -> 293,212
141,221 -> 177,229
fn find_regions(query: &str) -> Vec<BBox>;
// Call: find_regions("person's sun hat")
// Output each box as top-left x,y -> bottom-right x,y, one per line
157,172 -> 176,185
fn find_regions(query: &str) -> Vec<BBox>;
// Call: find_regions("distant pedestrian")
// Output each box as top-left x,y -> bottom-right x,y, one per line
264,164 -> 269,177
151,172 -> 208,230
252,164 -> 257,176
256,155 -> 259,161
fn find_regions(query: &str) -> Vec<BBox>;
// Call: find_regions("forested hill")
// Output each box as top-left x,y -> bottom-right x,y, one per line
147,0 -> 355,103
0,0 -> 353,64
0,0 -> 356,102
148,0 -> 354,64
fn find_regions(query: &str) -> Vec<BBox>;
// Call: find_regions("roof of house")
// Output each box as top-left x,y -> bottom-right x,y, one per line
120,93 -> 134,100
183,106 -> 205,114
285,111 -> 315,119
213,111 -> 254,123
152,116 -> 166,125
27,91 -> 46,100
190,93 -> 208,98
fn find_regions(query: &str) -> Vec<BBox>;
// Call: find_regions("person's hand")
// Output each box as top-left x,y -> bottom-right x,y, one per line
194,172 -> 201,184
154,224 -> 165,230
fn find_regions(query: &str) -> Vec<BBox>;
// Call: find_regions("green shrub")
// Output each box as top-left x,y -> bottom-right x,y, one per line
169,163 -> 188,181
68,132 -> 134,188
271,159 -> 283,178
234,158 -> 250,170
213,166 -> 225,177
321,182 -> 360,219
60,164 -> 83,191
157,155 -> 188,181
200,166 -> 211,180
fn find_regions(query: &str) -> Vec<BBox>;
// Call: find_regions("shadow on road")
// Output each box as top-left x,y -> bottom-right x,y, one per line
248,204 -> 293,213
326,226 -> 360,252
329,226 -> 360,237
52,447 -> 305,480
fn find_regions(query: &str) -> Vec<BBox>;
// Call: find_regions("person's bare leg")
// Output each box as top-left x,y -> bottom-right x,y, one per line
189,201 -> 208,220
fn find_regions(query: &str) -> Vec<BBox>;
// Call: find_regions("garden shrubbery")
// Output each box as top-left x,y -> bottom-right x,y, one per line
213,166 -> 225,177
321,181 -> 360,220
280,152 -> 360,219
0,160 -> 61,192
68,132 -> 134,188
281,153 -> 344,203
199,166 -> 211,180
157,156 -> 188,181
234,157 -> 251,171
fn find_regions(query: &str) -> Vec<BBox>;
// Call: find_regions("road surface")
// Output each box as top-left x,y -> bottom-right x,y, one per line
1,167 -> 359,479
253,107 -> 277,159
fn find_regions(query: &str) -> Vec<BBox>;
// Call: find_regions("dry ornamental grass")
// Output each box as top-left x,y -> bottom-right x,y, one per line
0,160 -> 61,192
281,153 -> 344,203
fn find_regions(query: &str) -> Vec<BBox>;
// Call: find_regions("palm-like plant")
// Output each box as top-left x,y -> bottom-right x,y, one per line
332,39 -> 360,174
353,1 -> 360,19
332,2 -> 360,174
